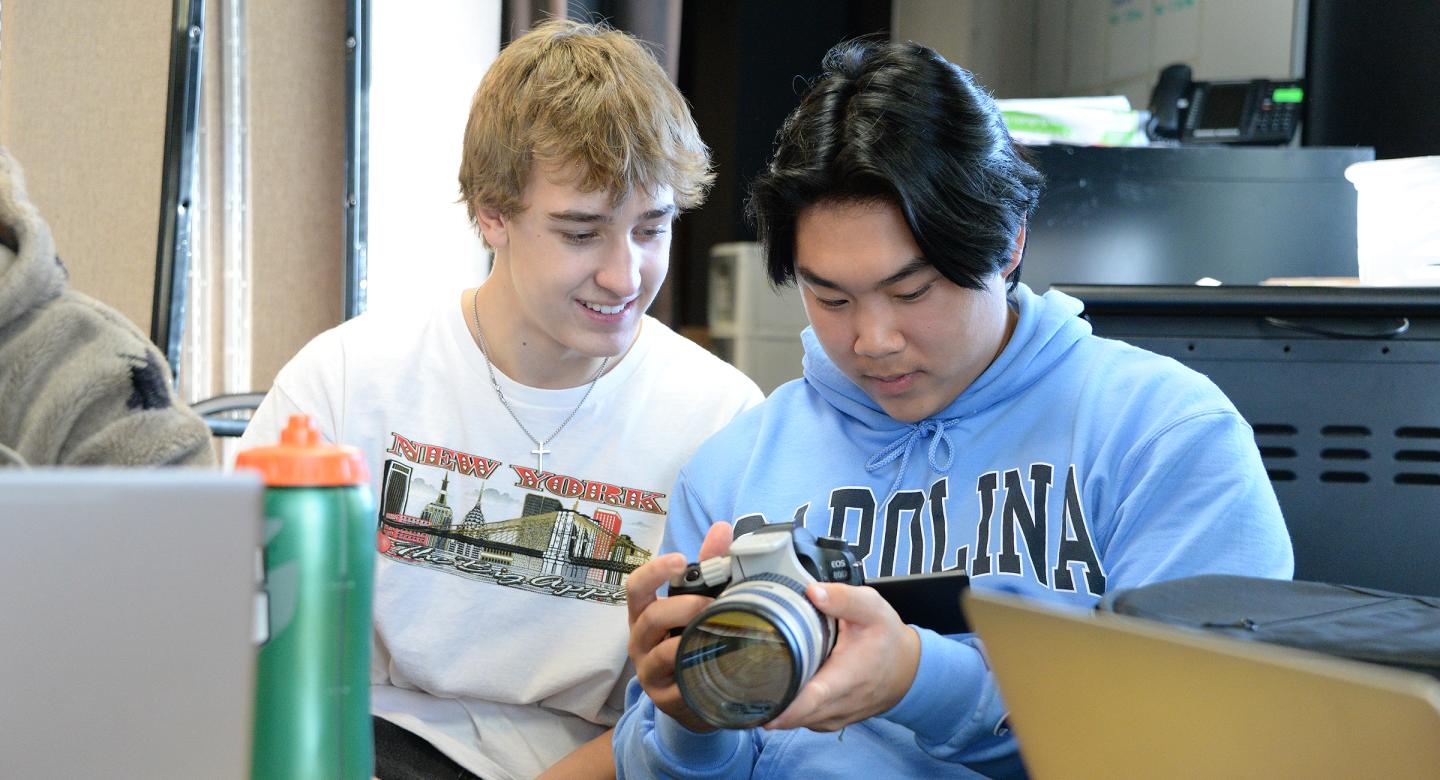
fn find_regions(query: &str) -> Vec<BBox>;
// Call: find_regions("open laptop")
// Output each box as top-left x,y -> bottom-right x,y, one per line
963,589 -> 1440,779
0,470 -> 263,779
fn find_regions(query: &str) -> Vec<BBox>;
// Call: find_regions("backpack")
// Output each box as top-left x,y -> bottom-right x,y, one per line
1098,574 -> 1440,682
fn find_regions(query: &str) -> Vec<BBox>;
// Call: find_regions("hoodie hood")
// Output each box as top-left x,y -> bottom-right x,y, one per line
801,283 -> 1092,493
0,146 -> 66,331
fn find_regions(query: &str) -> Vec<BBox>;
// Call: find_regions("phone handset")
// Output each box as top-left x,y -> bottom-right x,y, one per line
1147,62 -> 1194,140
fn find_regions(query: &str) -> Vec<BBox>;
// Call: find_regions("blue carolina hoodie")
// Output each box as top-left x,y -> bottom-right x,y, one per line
615,284 -> 1293,779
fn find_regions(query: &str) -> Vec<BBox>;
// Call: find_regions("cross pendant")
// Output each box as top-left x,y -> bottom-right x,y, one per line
532,442 -> 551,472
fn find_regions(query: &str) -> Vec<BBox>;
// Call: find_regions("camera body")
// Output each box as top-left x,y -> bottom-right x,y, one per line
669,521 -> 864,598
669,522 -> 863,729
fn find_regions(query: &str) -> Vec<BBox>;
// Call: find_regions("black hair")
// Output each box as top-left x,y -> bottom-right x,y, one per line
747,39 -> 1043,292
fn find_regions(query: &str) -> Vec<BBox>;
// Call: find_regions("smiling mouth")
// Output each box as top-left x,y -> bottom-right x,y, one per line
580,300 -> 630,315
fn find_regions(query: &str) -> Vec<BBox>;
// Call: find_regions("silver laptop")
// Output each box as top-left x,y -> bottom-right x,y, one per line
0,470 -> 263,779
963,588 -> 1440,780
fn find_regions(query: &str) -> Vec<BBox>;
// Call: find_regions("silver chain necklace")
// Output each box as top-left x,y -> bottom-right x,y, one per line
471,289 -> 609,472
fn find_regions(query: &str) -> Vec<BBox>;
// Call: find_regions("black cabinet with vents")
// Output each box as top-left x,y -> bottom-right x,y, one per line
1059,284 -> 1440,597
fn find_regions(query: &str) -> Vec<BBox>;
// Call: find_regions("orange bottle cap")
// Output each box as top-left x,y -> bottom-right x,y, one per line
235,414 -> 370,487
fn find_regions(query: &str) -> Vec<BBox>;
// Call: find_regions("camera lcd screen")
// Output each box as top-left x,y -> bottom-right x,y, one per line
1195,84 -> 1249,131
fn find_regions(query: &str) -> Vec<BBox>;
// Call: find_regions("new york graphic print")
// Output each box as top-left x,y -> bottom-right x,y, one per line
374,431 -> 664,605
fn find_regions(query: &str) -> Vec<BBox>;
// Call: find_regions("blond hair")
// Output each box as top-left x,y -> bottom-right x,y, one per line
458,19 -> 712,224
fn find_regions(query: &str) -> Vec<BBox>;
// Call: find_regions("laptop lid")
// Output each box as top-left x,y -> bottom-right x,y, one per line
0,470 -> 263,779
963,589 -> 1440,779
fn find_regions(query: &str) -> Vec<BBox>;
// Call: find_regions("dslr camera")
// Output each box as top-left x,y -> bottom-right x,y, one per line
669,522 -> 864,729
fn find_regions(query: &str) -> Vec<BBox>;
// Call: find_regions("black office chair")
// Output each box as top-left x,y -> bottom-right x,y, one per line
191,392 -> 267,438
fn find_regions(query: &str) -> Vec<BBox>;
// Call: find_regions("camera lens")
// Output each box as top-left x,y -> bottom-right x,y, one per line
677,607 -> 796,727
674,578 -> 833,729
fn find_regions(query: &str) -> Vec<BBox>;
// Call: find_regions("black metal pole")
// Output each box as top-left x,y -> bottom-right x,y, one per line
343,0 -> 371,320
151,0 -> 206,380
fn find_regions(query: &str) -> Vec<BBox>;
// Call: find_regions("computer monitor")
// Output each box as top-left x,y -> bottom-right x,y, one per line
1022,145 -> 1374,291
1056,284 -> 1440,596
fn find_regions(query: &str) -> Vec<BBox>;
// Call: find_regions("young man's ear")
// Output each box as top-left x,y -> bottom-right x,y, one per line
474,204 -> 510,249
1001,221 -> 1026,278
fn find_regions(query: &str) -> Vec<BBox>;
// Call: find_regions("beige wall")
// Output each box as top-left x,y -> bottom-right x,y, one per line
0,1 -> 169,334
891,0 -> 1037,99
247,0 -> 346,390
0,0 -> 346,395
893,0 -> 1299,106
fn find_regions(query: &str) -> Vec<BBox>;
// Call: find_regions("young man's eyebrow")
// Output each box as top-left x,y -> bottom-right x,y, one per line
876,257 -> 932,288
796,256 -> 930,291
795,266 -> 843,290
547,210 -> 610,224
546,204 -> 676,224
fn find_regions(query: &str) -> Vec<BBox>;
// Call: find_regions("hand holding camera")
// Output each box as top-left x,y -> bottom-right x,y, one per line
625,522 -> 736,734
627,522 -> 929,733
763,579 -> 920,732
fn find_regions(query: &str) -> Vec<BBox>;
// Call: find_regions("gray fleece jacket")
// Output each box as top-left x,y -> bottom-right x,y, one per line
0,146 -> 215,467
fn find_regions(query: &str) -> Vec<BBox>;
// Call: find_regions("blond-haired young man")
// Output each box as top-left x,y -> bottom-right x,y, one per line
240,20 -> 761,779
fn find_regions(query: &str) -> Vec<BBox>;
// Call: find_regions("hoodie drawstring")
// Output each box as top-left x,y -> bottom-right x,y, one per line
865,418 -> 960,498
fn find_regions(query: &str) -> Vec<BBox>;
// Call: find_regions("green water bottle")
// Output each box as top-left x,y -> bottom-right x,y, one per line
236,414 -> 374,779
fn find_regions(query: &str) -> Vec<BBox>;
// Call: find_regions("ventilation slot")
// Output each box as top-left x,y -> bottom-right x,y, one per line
1396,426 -> 1440,439
1320,471 -> 1369,483
1320,448 -> 1370,460
1396,450 -> 1440,462
1266,469 -> 1296,482
1253,424 -> 1297,436
1321,425 -> 1370,437
1260,446 -> 1297,459
1394,444 -> 1440,486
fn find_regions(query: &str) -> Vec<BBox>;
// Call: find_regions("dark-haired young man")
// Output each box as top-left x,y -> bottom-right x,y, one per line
616,39 -> 1292,777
